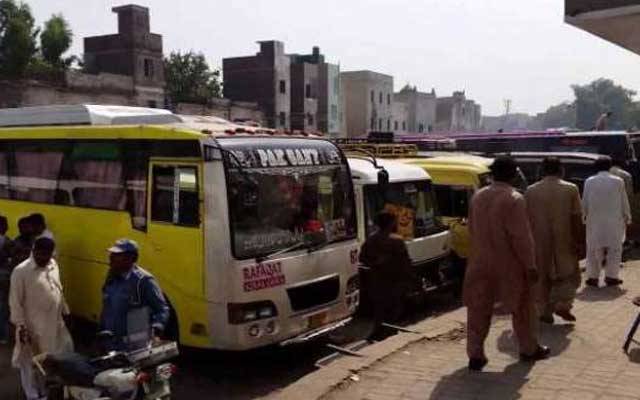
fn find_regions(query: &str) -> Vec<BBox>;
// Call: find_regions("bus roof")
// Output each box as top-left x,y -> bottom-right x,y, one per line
0,105 -> 181,127
501,151 -> 603,161
348,157 -> 430,184
0,105 -> 324,140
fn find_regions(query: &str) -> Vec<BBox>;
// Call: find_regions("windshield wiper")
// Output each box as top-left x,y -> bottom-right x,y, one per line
306,238 -> 330,254
256,241 -> 308,263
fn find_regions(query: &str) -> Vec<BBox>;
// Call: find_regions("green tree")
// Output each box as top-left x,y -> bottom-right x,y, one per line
40,13 -> 72,67
572,78 -> 636,130
164,51 -> 222,106
0,0 -> 38,78
540,102 -> 576,129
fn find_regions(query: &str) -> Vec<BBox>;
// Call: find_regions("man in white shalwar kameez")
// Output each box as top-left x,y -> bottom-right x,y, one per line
582,157 -> 631,287
9,238 -> 73,400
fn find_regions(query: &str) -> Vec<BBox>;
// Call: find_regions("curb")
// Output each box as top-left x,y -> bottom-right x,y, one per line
267,309 -> 467,400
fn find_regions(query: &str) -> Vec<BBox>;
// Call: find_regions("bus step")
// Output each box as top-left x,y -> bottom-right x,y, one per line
381,323 -> 422,334
315,341 -> 368,368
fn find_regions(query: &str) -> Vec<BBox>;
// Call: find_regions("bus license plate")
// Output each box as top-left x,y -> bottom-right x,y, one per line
308,312 -> 328,329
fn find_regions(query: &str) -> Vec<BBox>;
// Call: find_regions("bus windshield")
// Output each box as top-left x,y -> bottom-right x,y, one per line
364,181 -> 440,239
221,139 -> 357,260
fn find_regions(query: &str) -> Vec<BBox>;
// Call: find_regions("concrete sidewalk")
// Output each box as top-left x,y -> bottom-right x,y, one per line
274,263 -> 640,400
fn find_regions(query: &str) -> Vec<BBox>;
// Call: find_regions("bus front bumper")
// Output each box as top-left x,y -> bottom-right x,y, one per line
279,317 -> 352,346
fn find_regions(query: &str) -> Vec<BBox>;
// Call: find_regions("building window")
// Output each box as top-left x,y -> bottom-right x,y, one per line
143,59 -> 154,78
279,112 -> 286,126
307,113 -> 314,126
378,118 -> 383,130
387,94 -> 391,105
370,118 -> 375,130
394,121 -> 399,131
370,90 -> 374,102
402,121 -> 406,131
279,80 -> 286,94
419,123 -> 425,133
387,119 -> 391,131
379,92 -> 383,104
331,105 -> 338,120
305,84 -> 312,99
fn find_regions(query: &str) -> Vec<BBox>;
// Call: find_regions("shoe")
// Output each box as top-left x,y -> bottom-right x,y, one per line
520,345 -> 551,362
605,277 -> 623,287
539,315 -> 554,324
554,310 -> 576,322
468,357 -> 488,371
585,279 -> 599,287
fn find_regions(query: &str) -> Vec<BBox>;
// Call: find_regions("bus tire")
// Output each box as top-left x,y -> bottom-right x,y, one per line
163,296 -> 180,343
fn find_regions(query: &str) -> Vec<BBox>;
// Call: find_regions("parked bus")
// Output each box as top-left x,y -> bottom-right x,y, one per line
346,156 -> 452,295
502,152 -> 601,194
402,131 -> 640,190
0,105 -> 360,351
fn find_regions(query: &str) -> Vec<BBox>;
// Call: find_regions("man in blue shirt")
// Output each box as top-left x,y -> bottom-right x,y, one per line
100,239 -> 170,350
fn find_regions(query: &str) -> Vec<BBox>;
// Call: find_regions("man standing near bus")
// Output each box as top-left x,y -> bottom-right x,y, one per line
359,212 -> 414,337
101,239 -> 170,350
464,156 -> 549,372
525,157 -> 583,324
583,157 -> 631,287
10,238 -> 73,400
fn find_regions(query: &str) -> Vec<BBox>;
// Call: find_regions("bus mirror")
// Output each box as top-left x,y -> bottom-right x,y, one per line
377,169 -> 389,189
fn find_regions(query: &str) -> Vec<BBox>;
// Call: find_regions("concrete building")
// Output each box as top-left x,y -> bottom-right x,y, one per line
436,91 -> 482,132
566,1 -> 640,55
84,5 -> 165,107
289,47 -> 341,135
341,70 -> 394,138
393,85 -> 437,134
223,41 -> 291,129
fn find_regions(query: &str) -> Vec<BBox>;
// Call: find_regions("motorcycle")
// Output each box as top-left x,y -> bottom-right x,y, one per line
33,332 -> 179,400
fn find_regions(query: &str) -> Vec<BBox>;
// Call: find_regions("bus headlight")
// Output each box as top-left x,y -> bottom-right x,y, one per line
346,275 -> 360,295
228,301 -> 278,325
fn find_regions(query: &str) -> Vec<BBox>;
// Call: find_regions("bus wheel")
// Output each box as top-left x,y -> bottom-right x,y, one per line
163,298 -> 180,343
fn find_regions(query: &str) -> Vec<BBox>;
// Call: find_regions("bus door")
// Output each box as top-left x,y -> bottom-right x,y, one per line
146,161 -> 205,303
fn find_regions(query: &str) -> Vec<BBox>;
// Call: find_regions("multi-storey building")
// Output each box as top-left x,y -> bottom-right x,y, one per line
223,41 -> 291,129
341,70 -> 394,138
393,86 -> 437,134
84,5 -> 165,107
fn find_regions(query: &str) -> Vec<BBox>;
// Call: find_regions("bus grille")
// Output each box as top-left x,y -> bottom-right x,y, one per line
287,276 -> 340,312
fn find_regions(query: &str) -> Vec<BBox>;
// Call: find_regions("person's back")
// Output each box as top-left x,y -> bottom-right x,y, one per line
465,182 -> 533,308
583,172 -> 628,247
526,178 -> 581,270
360,231 -> 410,283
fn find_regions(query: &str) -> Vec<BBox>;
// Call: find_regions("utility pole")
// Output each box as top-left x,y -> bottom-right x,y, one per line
503,99 -> 512,116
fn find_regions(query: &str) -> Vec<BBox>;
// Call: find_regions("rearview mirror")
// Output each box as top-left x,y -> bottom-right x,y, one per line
378,168 -> 389,188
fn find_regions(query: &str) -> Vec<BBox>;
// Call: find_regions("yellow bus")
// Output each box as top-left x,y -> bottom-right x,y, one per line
0,105 -> 360,351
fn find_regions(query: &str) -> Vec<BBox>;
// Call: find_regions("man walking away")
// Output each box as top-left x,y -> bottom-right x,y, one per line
583,157 -> 631,287
464,156 -> 549,372
9,238 -> 73,400
359,212 -> 414,337
525,157 -> 583,324
101,239 -> 170,351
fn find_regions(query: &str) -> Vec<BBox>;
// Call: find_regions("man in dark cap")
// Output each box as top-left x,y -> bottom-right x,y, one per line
100,239 -> 169,351
464,156 -> 550,372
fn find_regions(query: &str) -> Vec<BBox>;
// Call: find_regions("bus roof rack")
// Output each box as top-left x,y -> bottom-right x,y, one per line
0,105 -> 182,127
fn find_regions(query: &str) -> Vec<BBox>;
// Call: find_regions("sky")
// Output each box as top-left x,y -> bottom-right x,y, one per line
25,0 -> 640,116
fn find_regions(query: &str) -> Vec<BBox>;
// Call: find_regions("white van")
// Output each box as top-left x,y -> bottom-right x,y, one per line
347,156 -> 453,294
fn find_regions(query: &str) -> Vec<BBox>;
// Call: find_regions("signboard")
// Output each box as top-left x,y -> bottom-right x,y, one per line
243,261 -> 286,292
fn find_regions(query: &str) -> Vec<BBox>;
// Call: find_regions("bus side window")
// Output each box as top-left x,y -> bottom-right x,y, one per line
151,165 -> 199,226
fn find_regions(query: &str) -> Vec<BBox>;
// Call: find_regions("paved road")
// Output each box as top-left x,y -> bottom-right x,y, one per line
319,263 -> 640,400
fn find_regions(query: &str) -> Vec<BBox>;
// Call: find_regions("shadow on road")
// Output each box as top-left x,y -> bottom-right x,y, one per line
429,362 -> 533,400
576,286 -> 627,302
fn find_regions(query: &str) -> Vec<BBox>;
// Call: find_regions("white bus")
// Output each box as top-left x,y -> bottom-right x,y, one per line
347,156 -> 452,294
